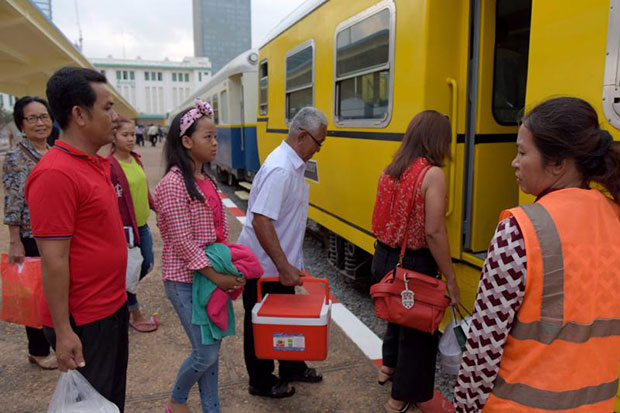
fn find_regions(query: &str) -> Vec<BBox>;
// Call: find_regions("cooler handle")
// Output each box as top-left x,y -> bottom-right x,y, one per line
257,275 -> 330,304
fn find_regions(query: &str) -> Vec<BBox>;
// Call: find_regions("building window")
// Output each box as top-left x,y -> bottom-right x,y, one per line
212,94 -> 219,124
145,72 -> 150,81
152,72 -> 157,81
335,7 -> 392,124
158,72 -> 162,81
285,43 -> 314,121
0,95 -> 4,108
184,73 -> 189,82
116,70 -> 121,80
220,90 -> 228,124
259,60 -> 268,115
172,73 -> 177,82
123,70 -> 128,80
492,0 -> 531,125
130,71 -> 135,80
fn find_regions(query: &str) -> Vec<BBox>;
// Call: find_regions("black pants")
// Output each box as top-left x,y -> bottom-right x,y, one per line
136,134 -> 144,146
21,237 -> 51,357
149,134 -> 157,147
44,303 -> 129,412
371,241 -> 439,403
243,278 -> 308,390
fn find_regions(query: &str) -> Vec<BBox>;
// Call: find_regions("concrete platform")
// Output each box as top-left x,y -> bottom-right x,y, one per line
0,145 -> 393,412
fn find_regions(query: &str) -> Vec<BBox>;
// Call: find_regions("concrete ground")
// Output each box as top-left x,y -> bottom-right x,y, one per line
0,144 -> 391,412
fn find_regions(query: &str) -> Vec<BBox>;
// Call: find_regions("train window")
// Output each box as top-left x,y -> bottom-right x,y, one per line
285,42 -> 314,121
491,0 -> 532,125
334,6 -> 393,127
259,60 -> 268,115
220,90 -> 228,124
212,94 -> 219,125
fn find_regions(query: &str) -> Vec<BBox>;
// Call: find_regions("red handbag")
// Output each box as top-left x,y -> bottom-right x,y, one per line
370,166 -> 450,333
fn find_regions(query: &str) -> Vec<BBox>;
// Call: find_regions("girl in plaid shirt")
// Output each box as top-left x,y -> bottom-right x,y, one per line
156,99 -> 245,413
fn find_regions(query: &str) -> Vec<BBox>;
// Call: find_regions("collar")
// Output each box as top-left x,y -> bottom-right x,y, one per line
54,140 -> 106,164
281,141 -> 305,170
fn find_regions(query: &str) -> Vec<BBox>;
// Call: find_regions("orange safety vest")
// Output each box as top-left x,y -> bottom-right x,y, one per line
483,188 -> 620,412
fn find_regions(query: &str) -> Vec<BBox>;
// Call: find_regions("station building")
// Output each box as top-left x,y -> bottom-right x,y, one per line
91,56 -> 213,126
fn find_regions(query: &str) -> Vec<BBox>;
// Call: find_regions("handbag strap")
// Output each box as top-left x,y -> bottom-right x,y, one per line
398,163 -> 432,265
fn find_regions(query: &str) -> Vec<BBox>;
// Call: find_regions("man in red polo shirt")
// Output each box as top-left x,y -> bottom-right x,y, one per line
25,67 -> 129,411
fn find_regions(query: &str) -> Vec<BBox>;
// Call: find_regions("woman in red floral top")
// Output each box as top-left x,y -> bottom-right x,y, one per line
156,99 -> 245,413
371,111 -> 460,413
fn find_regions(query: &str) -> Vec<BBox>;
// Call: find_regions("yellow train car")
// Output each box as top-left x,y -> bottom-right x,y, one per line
256,1 -> 620,406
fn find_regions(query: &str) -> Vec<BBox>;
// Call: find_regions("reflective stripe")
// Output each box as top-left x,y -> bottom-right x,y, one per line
493,376 -> 619,410
510,317 -> 620,344
520,204 -> 564,323
510,204 -> 620,343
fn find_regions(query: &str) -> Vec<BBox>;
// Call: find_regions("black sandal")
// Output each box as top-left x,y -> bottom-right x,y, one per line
281,367 -> 323,383
249,380 -> 296,399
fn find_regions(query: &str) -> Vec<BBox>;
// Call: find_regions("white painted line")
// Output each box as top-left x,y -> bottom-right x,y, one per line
222,198 -> 236,208
237,216 -> 247,225
331,302 -> 382,360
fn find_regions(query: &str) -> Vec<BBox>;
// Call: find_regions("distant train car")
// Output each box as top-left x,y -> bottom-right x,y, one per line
167,49 -> 260,184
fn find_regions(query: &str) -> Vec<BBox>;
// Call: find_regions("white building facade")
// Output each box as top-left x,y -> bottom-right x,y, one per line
91,56 -> 212,125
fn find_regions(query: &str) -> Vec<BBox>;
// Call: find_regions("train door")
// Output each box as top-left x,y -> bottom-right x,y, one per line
461,0 -> 532,260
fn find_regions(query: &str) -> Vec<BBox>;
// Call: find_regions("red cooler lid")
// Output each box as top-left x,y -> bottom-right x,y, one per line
257,294 -> 324,318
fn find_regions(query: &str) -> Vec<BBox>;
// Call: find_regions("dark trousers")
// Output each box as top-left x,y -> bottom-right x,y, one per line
136,134 -> 144,146
44,303 -> 129,412
21,237 -> 50,357
243,278 -> 307,390
371,241 -> 439,403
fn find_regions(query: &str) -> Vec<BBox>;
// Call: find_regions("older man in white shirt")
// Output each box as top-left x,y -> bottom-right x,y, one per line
238,107 -> 327,399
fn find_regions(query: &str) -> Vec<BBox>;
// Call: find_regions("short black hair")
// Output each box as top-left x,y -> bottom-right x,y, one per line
46,67 -> 107,130
12,96 -> 53,132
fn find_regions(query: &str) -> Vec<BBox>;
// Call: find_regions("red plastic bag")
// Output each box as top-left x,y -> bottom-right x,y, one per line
1,254 -> 43,328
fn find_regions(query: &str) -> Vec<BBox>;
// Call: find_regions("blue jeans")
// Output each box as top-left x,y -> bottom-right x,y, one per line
165,281 -> 221,413
127,225 -> 154,312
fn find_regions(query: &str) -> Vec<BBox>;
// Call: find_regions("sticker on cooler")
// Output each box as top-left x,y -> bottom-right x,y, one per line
273,333 -> 306,351
252,276 -> 331,361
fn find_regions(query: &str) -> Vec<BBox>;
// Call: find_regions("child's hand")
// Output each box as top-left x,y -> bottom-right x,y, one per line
213,272 -> 246,291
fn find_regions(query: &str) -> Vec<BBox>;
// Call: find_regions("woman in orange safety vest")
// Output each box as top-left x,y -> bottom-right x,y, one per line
454,97 -> 620,412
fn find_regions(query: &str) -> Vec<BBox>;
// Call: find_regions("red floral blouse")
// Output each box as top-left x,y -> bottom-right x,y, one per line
372,157 -> 431,250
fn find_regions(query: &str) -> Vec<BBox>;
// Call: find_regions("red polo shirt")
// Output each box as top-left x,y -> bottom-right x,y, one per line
25,141 -> 127,327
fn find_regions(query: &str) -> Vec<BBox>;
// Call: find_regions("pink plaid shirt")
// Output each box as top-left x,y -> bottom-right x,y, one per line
155,167 -> 229,283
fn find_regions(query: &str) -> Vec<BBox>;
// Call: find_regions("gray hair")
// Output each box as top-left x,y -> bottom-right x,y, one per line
289,107 -> 328,138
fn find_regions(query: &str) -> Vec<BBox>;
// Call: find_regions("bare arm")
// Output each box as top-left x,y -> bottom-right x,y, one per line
252,213 -> 303,286
36,238 -> 85,371
7,225 -> 24,264
423,167 -> 460,305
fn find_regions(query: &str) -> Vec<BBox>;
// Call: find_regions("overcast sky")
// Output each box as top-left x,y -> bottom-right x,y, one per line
51,0 -> 307,61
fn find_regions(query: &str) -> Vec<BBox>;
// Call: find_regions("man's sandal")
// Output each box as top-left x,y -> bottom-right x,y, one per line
129,315 -> 159,333
248,380 -> 295,399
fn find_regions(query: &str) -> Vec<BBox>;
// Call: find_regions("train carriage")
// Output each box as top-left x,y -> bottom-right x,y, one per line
255,1 -> 620,407
167,49 -> 260,184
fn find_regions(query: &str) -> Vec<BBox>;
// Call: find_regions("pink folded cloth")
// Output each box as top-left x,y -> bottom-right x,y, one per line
207,243 -> 263,330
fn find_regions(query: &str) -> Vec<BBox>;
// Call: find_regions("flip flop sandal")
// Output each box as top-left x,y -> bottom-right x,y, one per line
130,315 -> 159,333
378,367 -> 395,385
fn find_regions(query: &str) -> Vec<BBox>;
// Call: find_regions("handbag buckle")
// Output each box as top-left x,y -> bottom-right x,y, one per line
401,274 -> 415,309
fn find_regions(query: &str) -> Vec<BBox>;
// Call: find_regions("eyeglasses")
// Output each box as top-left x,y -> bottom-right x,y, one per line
24,114 -> 51,124
300,128 -> 323,148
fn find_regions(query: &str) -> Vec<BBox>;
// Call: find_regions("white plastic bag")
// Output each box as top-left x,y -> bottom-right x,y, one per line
439,319 -> 463,375
47,370 -> 119,413
126,247 -> 143,294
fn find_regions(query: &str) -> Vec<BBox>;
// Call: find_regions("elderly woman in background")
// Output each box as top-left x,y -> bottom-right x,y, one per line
454,97 -> 620,412
2,96 -> 55,369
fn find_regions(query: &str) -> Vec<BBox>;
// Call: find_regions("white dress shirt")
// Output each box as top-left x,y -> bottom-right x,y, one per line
237,140 -> 309,277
